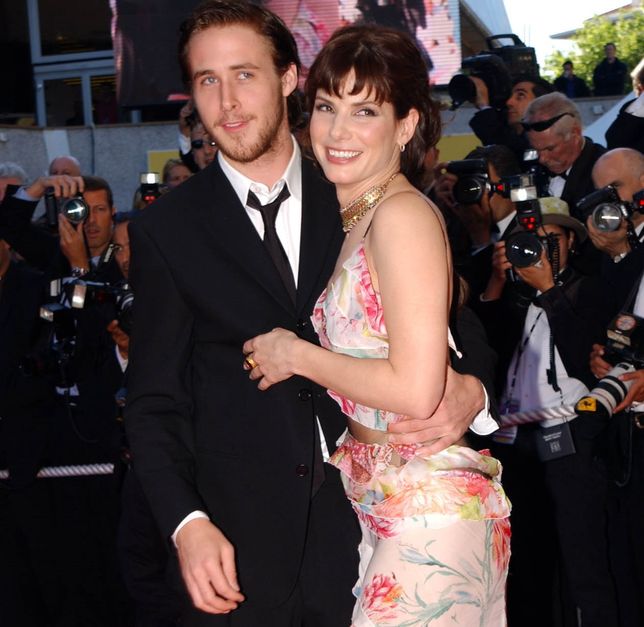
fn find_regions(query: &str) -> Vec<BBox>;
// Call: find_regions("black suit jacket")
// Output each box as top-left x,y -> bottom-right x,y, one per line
125,156 -> 356,606
560,137 -> 606,219
0,190 -> 122,283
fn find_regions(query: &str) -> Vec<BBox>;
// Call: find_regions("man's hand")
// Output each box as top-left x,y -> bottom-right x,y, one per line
26,175 -> 84,200
615,369 -> 644,413
586,216 -> 630,258
175,518 -> 245,614
179,100 -> 194,138
482,241 -> 511,301
107,320 -> 129,360
58,213 -> 90,270
590,344 -> 612,379
387,367 -> 484,455
514,247 -> 555,293
470,76 -> 490,109
432,164 -> 457,212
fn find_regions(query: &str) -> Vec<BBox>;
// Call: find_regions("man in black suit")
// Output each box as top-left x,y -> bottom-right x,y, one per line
523,92 -> 606,275
523,92 -> 605,219
125,2 -> 495,625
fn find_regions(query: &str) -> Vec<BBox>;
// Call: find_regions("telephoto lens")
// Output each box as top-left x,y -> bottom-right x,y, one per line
575,362 -> 636,419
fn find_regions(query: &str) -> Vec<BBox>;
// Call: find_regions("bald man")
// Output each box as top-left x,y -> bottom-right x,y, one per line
48,155 -> 81,177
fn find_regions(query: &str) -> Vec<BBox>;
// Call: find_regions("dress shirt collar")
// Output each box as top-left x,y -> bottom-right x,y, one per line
496,210 -> 517,240
217,136 -> 302,209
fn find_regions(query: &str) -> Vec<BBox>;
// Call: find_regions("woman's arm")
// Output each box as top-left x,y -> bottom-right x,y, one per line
244,192 -> 451,421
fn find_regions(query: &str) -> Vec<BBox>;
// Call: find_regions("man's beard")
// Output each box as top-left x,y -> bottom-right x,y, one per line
213,95 -> 286,164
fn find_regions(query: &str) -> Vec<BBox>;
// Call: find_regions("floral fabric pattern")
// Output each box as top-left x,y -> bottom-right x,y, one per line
312,241 -> 511,625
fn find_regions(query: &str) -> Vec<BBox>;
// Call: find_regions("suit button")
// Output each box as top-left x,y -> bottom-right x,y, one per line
296,319 -> 308,332
295,464 -> 309,477
298,389 -> 312,401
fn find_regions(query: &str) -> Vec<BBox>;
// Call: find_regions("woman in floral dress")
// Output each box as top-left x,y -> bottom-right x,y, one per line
243,24 -> 511,626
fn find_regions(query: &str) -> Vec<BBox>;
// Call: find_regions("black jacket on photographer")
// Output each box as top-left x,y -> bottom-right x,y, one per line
0,185 -> 122,283
0,184 -> 124,468
481,267 -> 615,398
470,107 -> 530,164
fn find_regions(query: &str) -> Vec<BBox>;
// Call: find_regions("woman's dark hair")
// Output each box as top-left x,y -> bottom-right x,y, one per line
304,24 -> 441,189
178,0 -> 302,126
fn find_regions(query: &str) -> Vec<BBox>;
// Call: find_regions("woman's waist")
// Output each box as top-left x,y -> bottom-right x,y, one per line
347,418 -> 467,449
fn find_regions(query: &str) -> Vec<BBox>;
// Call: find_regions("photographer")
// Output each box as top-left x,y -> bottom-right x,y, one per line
469,75 -> 554,162
585,147 -> 644,626
0,174 -> 121,283
0,175 -> 132,625
481,198 -> 618,626
434,145 -> 522,303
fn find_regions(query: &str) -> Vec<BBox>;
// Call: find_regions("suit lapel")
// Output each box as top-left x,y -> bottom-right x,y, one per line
296,158 -> 343,314
192,157 -> 342,316
195,162 -> 296,314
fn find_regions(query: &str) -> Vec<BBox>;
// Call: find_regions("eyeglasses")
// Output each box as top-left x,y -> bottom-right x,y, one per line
191,138 -> 217,150
521,112 -> 573,133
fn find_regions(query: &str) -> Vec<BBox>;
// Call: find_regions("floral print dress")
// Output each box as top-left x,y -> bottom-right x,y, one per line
311,242 -> 511,626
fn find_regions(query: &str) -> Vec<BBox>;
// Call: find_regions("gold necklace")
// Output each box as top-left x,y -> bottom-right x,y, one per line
340,173 -> 399,233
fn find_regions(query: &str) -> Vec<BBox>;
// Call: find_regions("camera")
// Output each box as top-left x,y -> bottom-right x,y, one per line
504,198 -> 561,269
576,185 -> 641,232
445,159 -> 489,204
448,34 -> 539,110
132,172 -> 166,210
44,189 -> 90,228
67,279 -> 134,335
576,312 -> 644,419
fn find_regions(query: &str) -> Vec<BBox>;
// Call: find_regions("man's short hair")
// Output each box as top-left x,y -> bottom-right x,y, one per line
0,161 -> 27,183
563,60 -> 573,68
512,74 -> 554,99
178,0 -> 300,86
466,144 -> 521,179
524,92 -> 582,136
177,0 -> 301,126
82,175 -> 114,208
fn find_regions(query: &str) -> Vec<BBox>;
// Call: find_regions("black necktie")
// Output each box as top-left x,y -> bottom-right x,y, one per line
247,185 -> 296,303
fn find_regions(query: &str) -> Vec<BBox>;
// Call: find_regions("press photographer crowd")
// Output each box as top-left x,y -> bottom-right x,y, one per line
1,13 -> 644,627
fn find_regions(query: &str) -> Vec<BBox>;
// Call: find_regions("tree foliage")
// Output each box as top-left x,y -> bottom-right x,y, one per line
544,9 -> 644,91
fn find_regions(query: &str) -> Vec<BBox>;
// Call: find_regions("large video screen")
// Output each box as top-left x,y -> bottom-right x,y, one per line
111,0 -> 462,108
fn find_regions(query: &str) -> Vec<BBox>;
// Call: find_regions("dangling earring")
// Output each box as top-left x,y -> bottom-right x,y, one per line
399,143 -> 406,153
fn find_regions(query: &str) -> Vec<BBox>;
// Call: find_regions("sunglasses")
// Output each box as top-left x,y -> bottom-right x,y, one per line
521,112 -> 573,132
191,138 -> 217,150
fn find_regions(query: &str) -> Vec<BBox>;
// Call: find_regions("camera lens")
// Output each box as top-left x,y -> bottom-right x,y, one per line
592,203 -> 623,232
506,232 -> 543,268
61,195 -> 89,225
454,176 -> 484,204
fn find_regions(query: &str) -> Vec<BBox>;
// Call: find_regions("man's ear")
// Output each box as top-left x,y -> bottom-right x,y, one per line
281,63 -> 298,98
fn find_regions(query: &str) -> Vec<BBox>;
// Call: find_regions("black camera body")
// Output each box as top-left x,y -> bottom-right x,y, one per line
67,279 -> 134,335
448,34 -> 539,110
503,197 -> 563,270
576,185 -> 641,232
445,159 -> 489,204
44,189 -> 90,228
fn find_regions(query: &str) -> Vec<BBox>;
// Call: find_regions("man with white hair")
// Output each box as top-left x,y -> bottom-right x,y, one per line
48,155 -> 81,177
523,92 -> 606,220
0,162 -> 27,202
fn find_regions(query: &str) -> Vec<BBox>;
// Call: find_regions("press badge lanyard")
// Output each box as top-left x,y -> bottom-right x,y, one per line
505,309 -> 564,408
